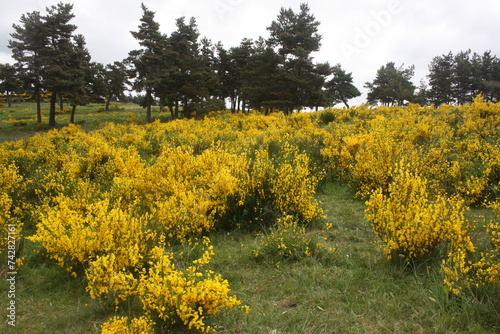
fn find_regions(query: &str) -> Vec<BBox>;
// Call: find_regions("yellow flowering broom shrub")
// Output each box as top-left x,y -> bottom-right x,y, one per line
270,143 -> 324,223
443,201 -> 500,295
137,241 -> 243,333
342,131 -> 417,198
29,196 -> 156,274
319,98 -> 500,294
365,163 -> 473,260
89,238 -> 244,333
474,202 -> 500,285
321,98 -> 500,204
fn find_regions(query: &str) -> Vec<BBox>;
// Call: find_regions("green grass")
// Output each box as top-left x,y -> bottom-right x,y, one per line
0,102 -> 169,143
4,182 -> 498,333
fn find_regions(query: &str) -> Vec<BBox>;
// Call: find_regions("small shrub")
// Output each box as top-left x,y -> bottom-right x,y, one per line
319,109 -> 336,125
251,215 -> 334,265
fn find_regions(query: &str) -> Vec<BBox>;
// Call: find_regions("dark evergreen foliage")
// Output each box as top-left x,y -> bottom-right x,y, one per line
428,50 -> 500,105
365,62 -> 416,106
6,2 -> 500,119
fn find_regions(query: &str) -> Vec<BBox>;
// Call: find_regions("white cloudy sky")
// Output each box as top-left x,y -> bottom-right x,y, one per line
1,0 -> 500,105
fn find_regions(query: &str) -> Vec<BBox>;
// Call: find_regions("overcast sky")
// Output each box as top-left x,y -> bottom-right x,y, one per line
1,0 -> 500,105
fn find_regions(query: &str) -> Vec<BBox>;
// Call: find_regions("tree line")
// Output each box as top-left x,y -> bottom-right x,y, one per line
1,2 -> 500,126
367,51 -> 500,107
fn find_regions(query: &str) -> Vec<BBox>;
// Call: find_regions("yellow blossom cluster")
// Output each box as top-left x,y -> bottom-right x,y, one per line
321,97 -> 500,204
365,163 -> 473,260
100,316 -> 154,334
271,144 -> 324,222
442,201 -> 500,295
321,95 -> 500,294
476,201 -> 500,284
138,244 -> 242,332
89,239 -> 242,333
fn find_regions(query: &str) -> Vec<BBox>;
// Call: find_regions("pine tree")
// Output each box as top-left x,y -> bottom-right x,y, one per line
215,39 -> 254,113
9,10 -> 45,123
325,64 -> 361,108
103,61 -> 129,111
265,3 -> 329,113
40,2 -> 82,127
365,62 -> 416,106
0,64 -> 20,107
241,40 -> 282,112
129,3 -> 166,123
166,17 -> 216,118
427,52 -> 455,105
427,50 -> 500,105
65,34 -> 92,124
229,39 -> 254,112
480,51 -> 500,102
453,50 -> 474,105
12,2 -> 88,127
215,43 -> 233,109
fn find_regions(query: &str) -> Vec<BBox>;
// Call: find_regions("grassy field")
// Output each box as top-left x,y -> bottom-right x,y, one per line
0,102 -> 166,143
0,103 -> 499,333
1,181 -> 498,333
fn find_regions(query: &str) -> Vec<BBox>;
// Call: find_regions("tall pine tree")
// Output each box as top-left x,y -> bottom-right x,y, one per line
265,3 -> 330,113
165,17 -> 216,118
41,3 -> 83,127
129,3 -> 166,123
9,11 -> 45,123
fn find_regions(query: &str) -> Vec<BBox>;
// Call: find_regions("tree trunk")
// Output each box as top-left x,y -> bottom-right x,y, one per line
49,92 -> 57,127
231,96 -> 236,113
342,98 -> 350,108
36,90 -> 42,124
182,98 -> 189,118
58,95 -> 64,111
239,99 -> 244,113
174,100 -> 179,119
105,97 -> 111,111
6,91 -> 12,108
168,104 -> 174,120
70,104 -> 77,124
145,89 -> 152,124
146,103 -> 152,124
